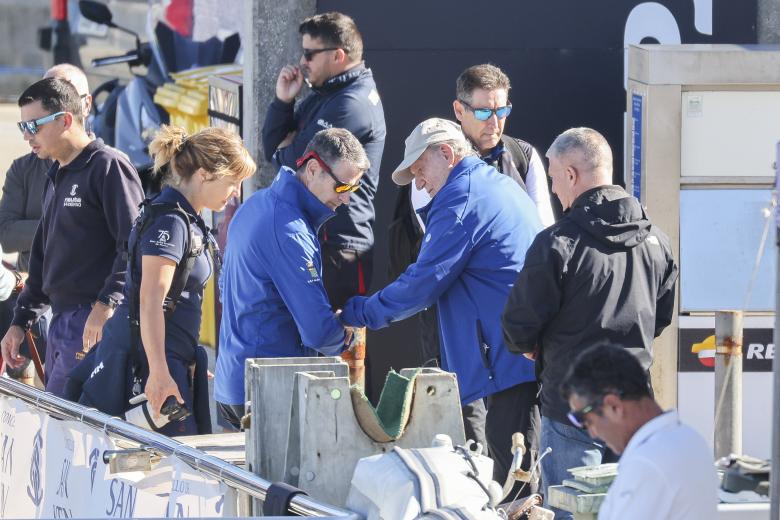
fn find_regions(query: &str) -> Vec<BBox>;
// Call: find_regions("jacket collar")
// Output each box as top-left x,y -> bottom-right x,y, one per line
155,186 -> 202,220
51,138 -> 105,179
622,410 -> 679,460
312,64 -> 368,95
416,155 -> 483,223
271,167 -> 335,230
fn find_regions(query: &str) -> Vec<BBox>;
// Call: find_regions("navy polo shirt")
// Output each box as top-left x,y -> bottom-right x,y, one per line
116,186 -> 213,355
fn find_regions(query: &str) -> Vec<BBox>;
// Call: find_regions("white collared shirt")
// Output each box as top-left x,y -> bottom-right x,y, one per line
598,410 -> 718,520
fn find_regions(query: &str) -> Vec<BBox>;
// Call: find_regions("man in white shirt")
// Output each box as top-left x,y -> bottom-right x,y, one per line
560,344 -> 718,520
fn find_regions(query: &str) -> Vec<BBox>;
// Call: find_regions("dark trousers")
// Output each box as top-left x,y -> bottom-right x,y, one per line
46,307 -> 91,397
462,382 -> 540,496
321,245 -> 373,310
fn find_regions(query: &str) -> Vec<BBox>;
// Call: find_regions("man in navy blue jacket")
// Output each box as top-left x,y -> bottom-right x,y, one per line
262,11 -> 386,310
0,78 -> 143,397
215,128 -> 369,430
341,118 -> 543,484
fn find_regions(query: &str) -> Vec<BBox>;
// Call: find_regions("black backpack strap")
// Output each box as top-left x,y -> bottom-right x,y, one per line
127,199 -> 201,385
500,135 -> 533,183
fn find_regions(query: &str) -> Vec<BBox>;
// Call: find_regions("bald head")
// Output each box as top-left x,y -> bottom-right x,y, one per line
44,64 -> 91,118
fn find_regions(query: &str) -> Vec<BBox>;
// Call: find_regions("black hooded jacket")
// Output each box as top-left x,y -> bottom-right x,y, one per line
501,185 -> 678,424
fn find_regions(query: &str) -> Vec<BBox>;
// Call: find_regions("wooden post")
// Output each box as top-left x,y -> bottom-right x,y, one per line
340,327 -> 366,389
714,310 -> 743,459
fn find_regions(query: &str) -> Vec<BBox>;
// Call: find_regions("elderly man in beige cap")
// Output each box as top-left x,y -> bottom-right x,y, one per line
341,117 -> 543,485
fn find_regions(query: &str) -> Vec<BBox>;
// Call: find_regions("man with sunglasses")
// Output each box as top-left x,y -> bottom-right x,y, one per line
0,65 -> 93,383
0,77 -> 143,398
453,64 -> 554,227
262,11 -> 386,312
560,345 -> 716,520
501,128 -> 677,519
215,128 -> 368,431
341,118 -> 543,485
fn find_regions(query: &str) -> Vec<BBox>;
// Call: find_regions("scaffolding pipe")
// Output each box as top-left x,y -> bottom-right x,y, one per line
0,377 -> 357,519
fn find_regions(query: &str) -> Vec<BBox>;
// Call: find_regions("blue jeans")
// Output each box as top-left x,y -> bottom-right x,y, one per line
540,416 -> 616,519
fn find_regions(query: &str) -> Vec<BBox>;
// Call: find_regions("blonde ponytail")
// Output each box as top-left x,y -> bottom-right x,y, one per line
148,125 -> 188,184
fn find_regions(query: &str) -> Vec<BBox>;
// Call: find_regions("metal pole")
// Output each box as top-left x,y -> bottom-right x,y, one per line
770,142 -> 780,519
0,378 -> 358,519
714,310 -> 743,459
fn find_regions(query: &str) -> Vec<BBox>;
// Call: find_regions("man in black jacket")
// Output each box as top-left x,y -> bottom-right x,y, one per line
501,127 -> 677,519
262,11 -> 386,310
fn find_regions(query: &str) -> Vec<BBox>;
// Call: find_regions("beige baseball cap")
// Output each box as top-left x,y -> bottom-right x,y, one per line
391,118 -> 464,186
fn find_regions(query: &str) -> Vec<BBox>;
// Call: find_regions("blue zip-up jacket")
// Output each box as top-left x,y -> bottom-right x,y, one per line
215,167 -> 348,405
12,139 -> 143,328
262,65 -> 386,252
341,156 -> 543,404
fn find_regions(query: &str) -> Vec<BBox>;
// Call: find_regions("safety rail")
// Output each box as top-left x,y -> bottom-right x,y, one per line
0,377 -> 358,519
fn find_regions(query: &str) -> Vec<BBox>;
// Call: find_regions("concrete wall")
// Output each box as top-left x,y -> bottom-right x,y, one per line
758,0 -> 780,43
0,0 -> 49,100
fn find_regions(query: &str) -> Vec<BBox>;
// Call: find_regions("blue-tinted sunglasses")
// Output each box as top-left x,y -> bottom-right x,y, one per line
17,111 -> 66,135
459,100 -> 512,121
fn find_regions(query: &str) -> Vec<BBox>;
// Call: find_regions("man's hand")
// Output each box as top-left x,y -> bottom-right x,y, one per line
275,65 -> 304,104
144,369 -> 184,419
82,302 -> 114,352
278,130 -> 297,149
1,325 -> 26,369
340,296 -> 367,328
522,344 -> 540,361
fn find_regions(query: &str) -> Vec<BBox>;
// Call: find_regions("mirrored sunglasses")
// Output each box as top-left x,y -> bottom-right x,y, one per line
17,111 -> 66,135
459,100 -> 513,121
296,151 -> 360,194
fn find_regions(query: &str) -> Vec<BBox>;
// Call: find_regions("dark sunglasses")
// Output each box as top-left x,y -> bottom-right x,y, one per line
296,151 -> 360,194
567,396 -> 604,429
459,100 -> 513,121
302,47 -> 339,61
17,111 -> 66,135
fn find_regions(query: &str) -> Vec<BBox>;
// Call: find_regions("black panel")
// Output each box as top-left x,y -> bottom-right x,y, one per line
313,0 -> 758,400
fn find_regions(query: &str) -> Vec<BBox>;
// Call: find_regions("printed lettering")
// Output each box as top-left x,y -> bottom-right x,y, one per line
106,479 -> 137,517
0,434 -> 13,474
52,505 -> 72,518
171,479 -> 189,494
57,458 -> 71,498
747,343 -> 764,360
27,429 -> 43,506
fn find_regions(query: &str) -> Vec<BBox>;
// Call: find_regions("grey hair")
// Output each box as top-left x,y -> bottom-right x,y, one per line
546,127 -> 612,174
435,135 -> 477,160
44,63 -> 89,97
304,128 -> 370,173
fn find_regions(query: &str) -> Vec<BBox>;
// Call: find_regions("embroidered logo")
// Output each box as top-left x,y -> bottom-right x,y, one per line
305,261 -> 320,284
63,184 -> 82,207
152,229 -> 174,248
367,88 -> 381,106
317,118 -> 332,129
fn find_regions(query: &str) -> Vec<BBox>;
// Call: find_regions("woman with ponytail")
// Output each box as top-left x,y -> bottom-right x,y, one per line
72,125 -> 255,436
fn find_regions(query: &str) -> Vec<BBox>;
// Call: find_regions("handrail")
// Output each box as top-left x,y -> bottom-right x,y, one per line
0,377 -> 358,519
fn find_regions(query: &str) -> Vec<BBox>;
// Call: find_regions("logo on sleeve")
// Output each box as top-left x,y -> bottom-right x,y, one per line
153,229 -> 174,248
63,184 -> 82,207
367,88 -> 381,106
317,118 -> 332,129
305,261 -> 320,283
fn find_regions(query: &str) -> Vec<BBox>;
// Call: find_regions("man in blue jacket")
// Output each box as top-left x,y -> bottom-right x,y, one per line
215,128 -> 369,430
262,12 -> 386,310
341,118 -> 543,484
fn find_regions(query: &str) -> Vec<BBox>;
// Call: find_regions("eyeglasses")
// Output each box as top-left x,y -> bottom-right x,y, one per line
459,100 -> 513,121
296,151 -> 360,194
302,47 -> 339,61
17,111 -> 66,135
567,396 -> 604,429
